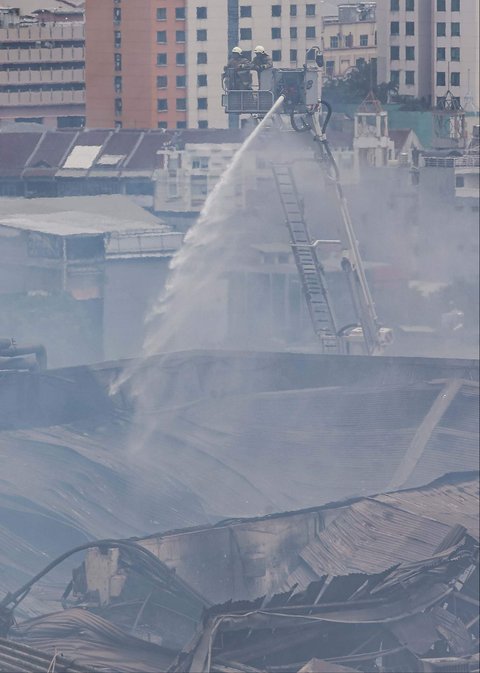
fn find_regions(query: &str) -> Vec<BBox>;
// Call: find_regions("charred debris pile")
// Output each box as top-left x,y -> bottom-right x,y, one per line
0,472 -> 478,673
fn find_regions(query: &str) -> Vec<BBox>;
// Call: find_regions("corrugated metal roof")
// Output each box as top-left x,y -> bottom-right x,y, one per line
0,195 -> 167,236
0,637 -> 95,673
297,475 -> 479,581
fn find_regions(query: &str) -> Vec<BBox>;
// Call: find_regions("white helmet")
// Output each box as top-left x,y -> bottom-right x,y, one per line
232,46 -> 243,54
254,45 -> 266,54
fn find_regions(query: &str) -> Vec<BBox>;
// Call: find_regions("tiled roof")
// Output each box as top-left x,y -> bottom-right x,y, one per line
0,132 -> 42,177
122,130 -> 172,172
0,128 -> 252,178
389,128 -> 413,150
22,130 -> 77,177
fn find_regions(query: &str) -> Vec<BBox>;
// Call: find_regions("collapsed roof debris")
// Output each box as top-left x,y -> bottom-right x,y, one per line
171,540 -> 479,673
0,472 -> 478,673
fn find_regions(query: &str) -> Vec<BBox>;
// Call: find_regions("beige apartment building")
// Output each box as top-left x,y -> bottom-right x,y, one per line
187,0 -> 325,128
0,2 -> 85,128
377,0 -> 479,110
322,2 -> 377,78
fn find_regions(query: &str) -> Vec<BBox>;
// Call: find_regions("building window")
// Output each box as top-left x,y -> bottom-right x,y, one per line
451,22 -> 460,36
290,4 -> 297,16
197,74 -> 207,86
157,31 -> 167,44
157,98 -> 168,111
406,0 -> 414,10
437,0 -> 446,9
156,7 -> 166,20
197,29 -> 207,40
390,22 -> 399,35
405,71 -> 415,85
390,46 -> 399,60
406,22 -> 414,35
176,30 -> 185,42
451,72 -> 460,86
176,7 -> 186,19
406,46 -> 415,60
114,31 -> 121,49
290,27 -> 297,38
436,71 -> 446,86
176,53 -> 185,65
176,98 -> 186,110
197,97 -> 208,109
326,60 -> 335,76
157,53 -> 167,66
177,121 -> 187,129
390,70 -> 400,85
240,5 -> 252,17
451,0 -> 460,10
198,120 -> 208,129
290,49 -> 297,61
113,7 -> 121,23
306,4 -> 316,15
192,156 -> 209,169
197,6 -> 207,18
330,35 -> 339,48
158,121 -> 168,129
437,22 -> 446,36
436,47 -> 446,60
272,5 -> 281,17
390,0 -> 399,9
176,75 -> 186,87
114,53 -> 122,70
455,175 -> 464,187
197,52 -> 207,64
157,75 -> 167,88
360,34 -> 368,46
114,75 -> 122,93
241,27 -> 252,39
451,47 -> 460,61
306,26 -> 316,38
191,175 -> 208,197
272,27 -> 281,38
272,50 -> 281,61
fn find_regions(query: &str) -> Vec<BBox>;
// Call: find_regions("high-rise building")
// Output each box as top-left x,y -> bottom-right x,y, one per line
0,2 -> 85,128
85,0 -> 327,130
376,0 -> 433,101
377,0 -> 479,110
432,0 -> 479,110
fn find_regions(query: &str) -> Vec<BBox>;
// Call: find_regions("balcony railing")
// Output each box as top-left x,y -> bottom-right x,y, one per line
0,89 -> 85,105
0,23 -> 84,42
0,68 -> 84,84
0,46 -> 84,64
455,155 -> 480,167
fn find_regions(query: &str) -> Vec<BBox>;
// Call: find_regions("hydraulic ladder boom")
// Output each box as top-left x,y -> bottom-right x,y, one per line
272,164 -> 340,353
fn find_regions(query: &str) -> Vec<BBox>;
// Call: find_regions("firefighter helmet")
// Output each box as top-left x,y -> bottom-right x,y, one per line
254,45 -> 266,54
232,46 -> 243,54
